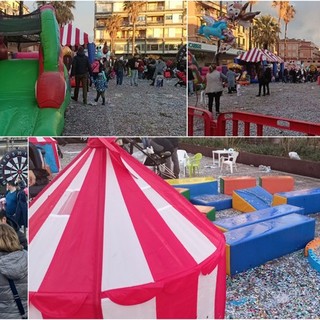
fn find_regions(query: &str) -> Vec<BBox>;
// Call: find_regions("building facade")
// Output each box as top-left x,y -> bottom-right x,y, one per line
279,38 -> 320,65
95,0 -> 187,57
0,1 -> 29,15
188,0 -> 249,66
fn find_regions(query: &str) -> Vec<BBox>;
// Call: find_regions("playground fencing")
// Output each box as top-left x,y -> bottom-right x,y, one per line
188,106 -> 320,136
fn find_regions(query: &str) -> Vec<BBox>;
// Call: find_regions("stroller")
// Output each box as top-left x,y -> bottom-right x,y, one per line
119,138 -> 176,179
174,70 -> 186,87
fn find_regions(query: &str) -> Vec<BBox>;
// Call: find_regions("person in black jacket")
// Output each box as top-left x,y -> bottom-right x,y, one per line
70,46 -> 92,104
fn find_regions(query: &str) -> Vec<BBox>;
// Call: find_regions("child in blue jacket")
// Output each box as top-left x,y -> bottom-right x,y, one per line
94,72 -> 108,105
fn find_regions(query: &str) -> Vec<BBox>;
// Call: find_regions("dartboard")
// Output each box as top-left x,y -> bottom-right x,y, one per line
0,149 -> 28,186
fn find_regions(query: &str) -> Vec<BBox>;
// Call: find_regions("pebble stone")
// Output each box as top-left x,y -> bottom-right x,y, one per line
63,77 -> 186,136
189,81 -> 320,136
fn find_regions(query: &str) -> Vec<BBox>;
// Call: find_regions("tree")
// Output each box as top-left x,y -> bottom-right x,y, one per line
123,1 -> 145,55
105,14 -> 123,54
248,1 -> 257,49
272,1 -> 289,53
252,15 -> 280,50
36,1 -> 75,27
283,4 -> 296,60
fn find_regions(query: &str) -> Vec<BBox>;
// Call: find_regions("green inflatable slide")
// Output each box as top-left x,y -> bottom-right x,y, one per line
0,5 -> 70,136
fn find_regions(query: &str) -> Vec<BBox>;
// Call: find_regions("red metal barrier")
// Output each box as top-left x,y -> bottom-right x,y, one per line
188,106 -> 214,136
188,107 -> 320,136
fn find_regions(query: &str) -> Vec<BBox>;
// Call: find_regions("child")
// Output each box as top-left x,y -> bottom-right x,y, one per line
94,72 -> 108,105
155,72 -> 164,87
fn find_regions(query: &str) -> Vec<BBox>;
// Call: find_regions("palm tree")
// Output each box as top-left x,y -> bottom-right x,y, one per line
123,1 -> 145,55
36,1 -> 75,27
248,1 -> 257,49
283,4 -> 296,60
105,14 -> 123,55
252,15 -> 280,50
272,1 -> 289,53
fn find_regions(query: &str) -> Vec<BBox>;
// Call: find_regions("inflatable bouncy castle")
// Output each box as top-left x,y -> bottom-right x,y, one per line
0,5 -> 70,136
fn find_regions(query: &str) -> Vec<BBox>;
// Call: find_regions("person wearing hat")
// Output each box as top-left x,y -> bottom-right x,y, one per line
70,46 -> 93,105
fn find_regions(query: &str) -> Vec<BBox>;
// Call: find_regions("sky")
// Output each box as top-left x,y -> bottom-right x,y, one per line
25,1 -> 320,46
251,1 -> 320,45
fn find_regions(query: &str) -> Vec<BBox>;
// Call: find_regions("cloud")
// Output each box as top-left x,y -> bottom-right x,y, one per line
253,1 -> 320,45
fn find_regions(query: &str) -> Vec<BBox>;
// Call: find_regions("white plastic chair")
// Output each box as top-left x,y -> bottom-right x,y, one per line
220,151 -> 239,174
177,149 -> 189,177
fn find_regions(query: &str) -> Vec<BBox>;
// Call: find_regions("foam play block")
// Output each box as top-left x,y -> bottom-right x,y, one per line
214,204 -> 305,232
225,213 -> 315,275
233,186 -> 273,212
194,205 -> 216,221
191,194 -> 232,211
220,176 -> 256,195
174,188 -> 190,200
259,176 -> 294,194
273,188 -> 320,215
167,177 -> 218,197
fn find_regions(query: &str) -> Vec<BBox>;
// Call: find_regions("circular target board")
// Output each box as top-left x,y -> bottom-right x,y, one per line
0,149 -> 28,186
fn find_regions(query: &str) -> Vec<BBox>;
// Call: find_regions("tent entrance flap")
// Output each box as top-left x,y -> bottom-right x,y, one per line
0,10 -> 41,37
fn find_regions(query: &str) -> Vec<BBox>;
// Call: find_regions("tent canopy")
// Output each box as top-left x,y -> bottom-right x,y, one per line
29,138 -> 226,319
237,48 -> 283,63
60,23 -> 93,46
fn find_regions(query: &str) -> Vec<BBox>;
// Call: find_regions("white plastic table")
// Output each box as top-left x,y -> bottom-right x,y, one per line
212,150 -> 233,167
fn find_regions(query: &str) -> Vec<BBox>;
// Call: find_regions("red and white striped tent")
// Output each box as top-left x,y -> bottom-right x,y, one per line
237,48 -> 282,63
29,138 -> 226,319
60,23 -> 93,46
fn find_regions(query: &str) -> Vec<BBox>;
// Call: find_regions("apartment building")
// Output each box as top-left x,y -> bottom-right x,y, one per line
279,38 -> 320,66
95,0 -> 187,57
188,0 -> 249,65
0,1 -> 29,15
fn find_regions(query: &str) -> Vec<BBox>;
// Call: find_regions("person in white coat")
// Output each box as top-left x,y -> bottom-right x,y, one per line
205,64 -> 227,115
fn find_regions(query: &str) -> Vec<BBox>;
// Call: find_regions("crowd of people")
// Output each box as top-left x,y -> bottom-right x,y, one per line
68,46 -> 186,106
0,179 -> 28,319
189,61 -> 320,116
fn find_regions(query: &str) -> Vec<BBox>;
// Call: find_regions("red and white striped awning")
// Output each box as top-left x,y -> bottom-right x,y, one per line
29,138 -> 226,319
237,48 -> 282,63
263,49 -> 284,63
60,23 -> 93,46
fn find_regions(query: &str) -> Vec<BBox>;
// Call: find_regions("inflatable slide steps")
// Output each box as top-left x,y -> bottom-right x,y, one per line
191,193 -> 232,211
174,188 -> 190,200
259,176 -> 294,194
214,204 -> 305,232
167,177 -> 218,198
233,186 -> 273,212
194,205 -> 216,221
220,176 -> 256,195
225,213 -> 316,275
273,188 -> 320,215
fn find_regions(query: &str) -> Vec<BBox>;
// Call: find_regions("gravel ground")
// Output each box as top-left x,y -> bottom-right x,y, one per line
57,142 -> 320,319
189,81 -> 320,136
63,76 -> 186,136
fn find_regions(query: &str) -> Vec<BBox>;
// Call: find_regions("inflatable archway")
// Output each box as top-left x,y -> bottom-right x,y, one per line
0,5 -> 70,136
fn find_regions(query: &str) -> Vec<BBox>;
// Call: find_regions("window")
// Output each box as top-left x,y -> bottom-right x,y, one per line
166,15 -> 173,20
96,3 -> 112,13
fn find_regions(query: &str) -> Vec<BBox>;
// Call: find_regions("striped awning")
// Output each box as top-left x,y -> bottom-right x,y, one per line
59,23 -> 93,46
237,48 -> 282,63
